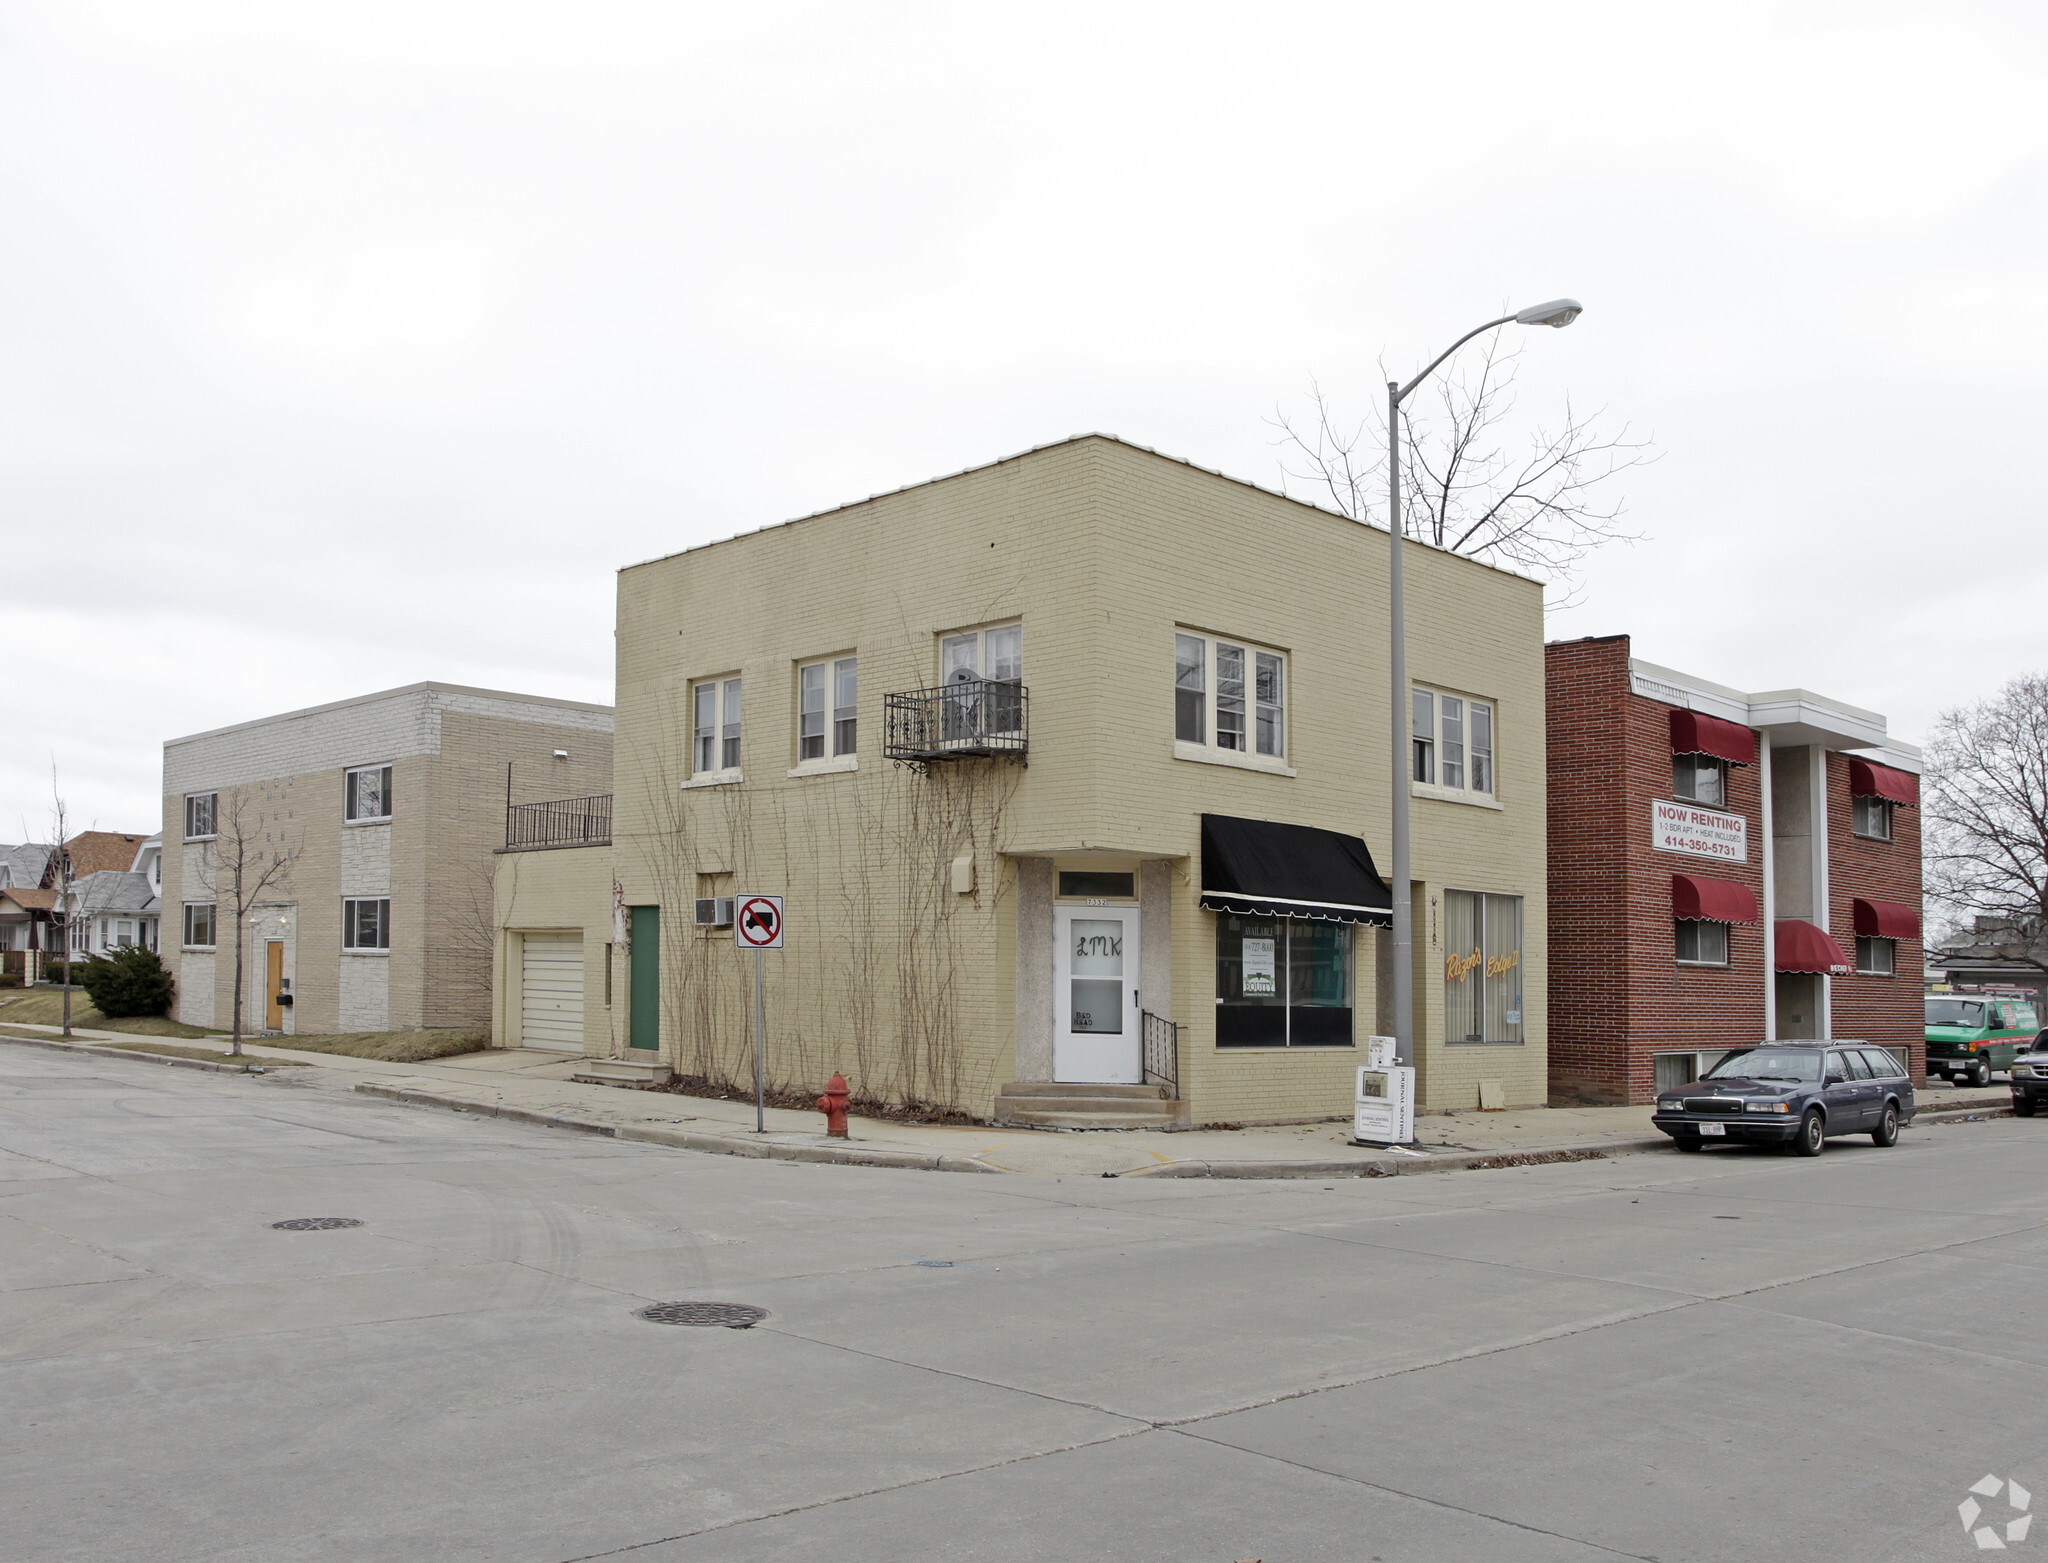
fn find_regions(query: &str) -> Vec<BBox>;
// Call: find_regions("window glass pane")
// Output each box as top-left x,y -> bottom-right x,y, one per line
1442,697 -> 1464,790
1445,891 -> 1482,1041
833,658 -> 858,756
1470,704 -> 1493,793
1484,894 -> 1524,1041
1175,634 -> 1206,743
1058,872 -> 1135,898
985,625 -> 1022,683
1698,760 -> 1724,808
722,679 -> 742,770
1255,652 -> 1284,757
799,664 -> 826,759
1215,644 -> 1246,750
1216,915 -> 1286,1046
942,634 -> 978,679
694,684 -> 717,773
1287,921 -> 1353,1045
1412,690 -> 1434,783
1069,918 -> 1124,1035
1675,920 -> 1698,962
1700,921 -> 1727,964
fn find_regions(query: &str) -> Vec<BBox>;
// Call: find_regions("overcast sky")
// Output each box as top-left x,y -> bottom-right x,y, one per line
8,0 -> 2044,839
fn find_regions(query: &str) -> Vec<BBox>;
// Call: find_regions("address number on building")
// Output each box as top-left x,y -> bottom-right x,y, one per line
1651,799 -> 1747,863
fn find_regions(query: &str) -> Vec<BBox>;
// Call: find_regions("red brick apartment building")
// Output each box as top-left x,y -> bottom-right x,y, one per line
1547,636 -> 1924,1103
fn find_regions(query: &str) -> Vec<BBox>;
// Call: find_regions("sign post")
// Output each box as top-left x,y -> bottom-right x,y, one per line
735,895 -> 785,1132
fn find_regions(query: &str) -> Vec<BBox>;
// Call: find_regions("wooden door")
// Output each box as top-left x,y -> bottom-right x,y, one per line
264,941 -> 284,1030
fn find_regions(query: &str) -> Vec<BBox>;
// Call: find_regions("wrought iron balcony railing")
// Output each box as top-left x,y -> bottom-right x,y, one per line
505,793 -> 612,849
883,678 -> 1028,769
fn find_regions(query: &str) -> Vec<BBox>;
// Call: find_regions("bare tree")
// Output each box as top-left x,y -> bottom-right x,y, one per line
48,768 -> 75,1037
195,786 -> 299,1055
1925,674 -> 2048,965
1272,335 -> 1654,602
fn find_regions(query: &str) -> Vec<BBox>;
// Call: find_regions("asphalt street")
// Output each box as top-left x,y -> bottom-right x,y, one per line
3,1045 -> 2044,1563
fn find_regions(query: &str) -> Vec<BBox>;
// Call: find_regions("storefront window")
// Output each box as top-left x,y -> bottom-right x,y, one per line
1216,915 -> 1353,1047
1444,890 -> 1524,1044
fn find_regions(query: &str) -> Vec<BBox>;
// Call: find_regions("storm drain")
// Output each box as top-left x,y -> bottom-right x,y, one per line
270,1217 -> 364,1231
636,1301 -> 767,1329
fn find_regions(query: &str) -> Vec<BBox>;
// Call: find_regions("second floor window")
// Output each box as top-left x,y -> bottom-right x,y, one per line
346,765 -> 393,821
1675,919 -> 1729,966
694,678 -> 742,774
1673,755 -> 1727,807
183,903 -> 216,947
343,897 -> 391,951
1853,796 -> 1893,840
1856,935 -> 1895,975
799,657 -> 858,761
1176,633 -> 1285,758
1413,688 -> 1494,795
185,792 -> 217,839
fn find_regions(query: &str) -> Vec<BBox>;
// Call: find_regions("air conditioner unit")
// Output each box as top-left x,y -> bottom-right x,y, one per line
694,897 -> 734,928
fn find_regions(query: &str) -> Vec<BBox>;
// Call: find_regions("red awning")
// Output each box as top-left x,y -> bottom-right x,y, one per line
1775,920 -> 1852,975
1669,709 -> 1754,766
1853,898 -> 1921,939
1672,874 -> 1760,924
1848,758 -> 1918,806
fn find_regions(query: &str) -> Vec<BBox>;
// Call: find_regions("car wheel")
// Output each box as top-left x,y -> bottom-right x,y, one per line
1969,1059 -> 1992,1088
2016,1095 -> 2039,1118
1673,1134 -> 1704,1152
1793,1109 -> 1826,1157
1871,1103 -> 1900,1147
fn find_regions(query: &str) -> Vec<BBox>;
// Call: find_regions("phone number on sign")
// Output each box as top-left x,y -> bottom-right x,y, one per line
1660,834 -> 1743,860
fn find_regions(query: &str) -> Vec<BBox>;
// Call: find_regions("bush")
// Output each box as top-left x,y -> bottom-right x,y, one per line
42,960 -> 77,984
0,972 -> 19,988
72,947 -> 176,1018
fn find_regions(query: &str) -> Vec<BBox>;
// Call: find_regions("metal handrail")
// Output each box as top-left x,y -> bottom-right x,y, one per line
884,678 -> 1028,769
1141,1010 -> 1180,1091
505,794 -> 612,849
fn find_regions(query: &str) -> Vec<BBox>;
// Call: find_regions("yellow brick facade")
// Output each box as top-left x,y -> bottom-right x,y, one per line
554,436 -> 1545,1119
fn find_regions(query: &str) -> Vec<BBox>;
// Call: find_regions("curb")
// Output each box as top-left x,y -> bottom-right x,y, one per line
350,1083 -> 1003,1174
1128,1139 -> 1673,1179
0,1032 -> 278,1076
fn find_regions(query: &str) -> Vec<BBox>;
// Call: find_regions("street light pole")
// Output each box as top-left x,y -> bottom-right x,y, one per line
1386,299 -> 1582,1070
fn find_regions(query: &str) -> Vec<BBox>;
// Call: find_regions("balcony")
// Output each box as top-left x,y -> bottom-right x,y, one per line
884,678 -> 1029,770
504,793 -> 612,850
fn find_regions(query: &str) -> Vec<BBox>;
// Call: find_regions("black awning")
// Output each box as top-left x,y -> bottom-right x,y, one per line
1199,813 -> 1393,927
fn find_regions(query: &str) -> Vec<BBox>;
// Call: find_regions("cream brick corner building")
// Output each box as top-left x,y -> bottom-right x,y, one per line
164,683 -> 612,1037
498,436 -> 1547,1122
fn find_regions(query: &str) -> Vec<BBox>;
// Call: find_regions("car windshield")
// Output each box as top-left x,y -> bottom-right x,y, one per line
1704,1049 -> 1822,1083
1926,1000 -> 1986,1027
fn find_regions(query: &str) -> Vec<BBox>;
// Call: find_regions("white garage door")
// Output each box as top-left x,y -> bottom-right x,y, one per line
520,934 -> 585,1052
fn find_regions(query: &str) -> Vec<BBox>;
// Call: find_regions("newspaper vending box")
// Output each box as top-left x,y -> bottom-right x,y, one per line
1354,1064 -> 1416,1145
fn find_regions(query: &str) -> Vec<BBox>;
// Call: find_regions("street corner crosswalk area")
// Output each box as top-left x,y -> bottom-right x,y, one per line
3,1045 -> 2047,1563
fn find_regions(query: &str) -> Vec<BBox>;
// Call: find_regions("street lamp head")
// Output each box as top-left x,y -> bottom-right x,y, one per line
1514,297 -> 1583,328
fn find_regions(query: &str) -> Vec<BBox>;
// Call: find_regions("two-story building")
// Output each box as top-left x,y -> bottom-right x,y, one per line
1546,635 -> 1924,1103
164,683 -> 612,1035
495,435 -> 1550,1124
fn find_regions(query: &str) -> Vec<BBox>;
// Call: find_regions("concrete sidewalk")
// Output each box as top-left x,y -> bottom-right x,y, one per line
0,1023 -> 2014,1178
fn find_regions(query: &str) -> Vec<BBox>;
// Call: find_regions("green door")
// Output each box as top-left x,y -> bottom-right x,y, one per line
628,906 -> 660,1051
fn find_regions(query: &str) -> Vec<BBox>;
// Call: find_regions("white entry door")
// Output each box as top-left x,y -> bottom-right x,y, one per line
1054,905 -> 1141,1083
520,933 -> 585,1052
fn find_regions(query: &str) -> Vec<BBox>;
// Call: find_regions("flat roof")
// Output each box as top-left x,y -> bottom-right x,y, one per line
165,681 -> 614,748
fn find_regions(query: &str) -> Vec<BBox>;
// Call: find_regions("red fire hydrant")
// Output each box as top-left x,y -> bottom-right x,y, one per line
817,1073 -> 851,1138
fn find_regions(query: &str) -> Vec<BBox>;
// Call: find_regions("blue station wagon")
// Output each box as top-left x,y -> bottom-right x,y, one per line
1652,1043 -> 1916,1156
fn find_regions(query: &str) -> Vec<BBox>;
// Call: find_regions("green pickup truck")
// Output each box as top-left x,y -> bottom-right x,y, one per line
1925,995 -> 2040,1086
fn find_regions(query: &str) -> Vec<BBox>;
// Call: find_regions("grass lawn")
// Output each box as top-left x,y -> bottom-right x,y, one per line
0,992 -> 217,1038
257,1030 -> 489,1063
101,1042 -> 310,1067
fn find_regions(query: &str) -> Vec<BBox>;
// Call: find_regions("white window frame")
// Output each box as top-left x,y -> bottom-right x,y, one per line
1855,935 -> 1896,976
689,676 -> 744,782
1852,796 -> 1893,841
342,897 -> 391,953
1675,919 -> 1730,967
183,903 -> 216,949
185,792 -> 217,840
794,655 -> 858,771
345,763 -> 393,822
941,622 -> 1023,687
1672,754 -> 1729,808
1175,630 -> 1289,773
1412,687 -> 1497,803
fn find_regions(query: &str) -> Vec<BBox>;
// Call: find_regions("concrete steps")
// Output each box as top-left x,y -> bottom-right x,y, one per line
994,1080 -> 1187,1130
571,1057 -> 673,1089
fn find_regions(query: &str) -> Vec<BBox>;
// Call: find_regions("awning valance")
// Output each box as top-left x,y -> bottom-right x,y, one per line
1199,814 -> 1393,927
1670,709 -> 1755,766
1673,874 -> 1760,924
1776,920 -> 1852,975
1853,898 -> 1921,940
1848,759 -> 1918,807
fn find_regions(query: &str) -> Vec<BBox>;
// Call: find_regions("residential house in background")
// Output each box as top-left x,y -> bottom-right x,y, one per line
67,834 -> 162,957
1546,635 -> 1924,1104
164,683 -> 611,1036
1930,918 -> 2048,1017
496,434 -> 1549,1123
0,834 -> 158,976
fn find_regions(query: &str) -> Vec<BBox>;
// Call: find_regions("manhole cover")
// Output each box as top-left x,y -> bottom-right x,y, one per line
270,1217 -> 364,1231
636,1301 -> 767,1329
